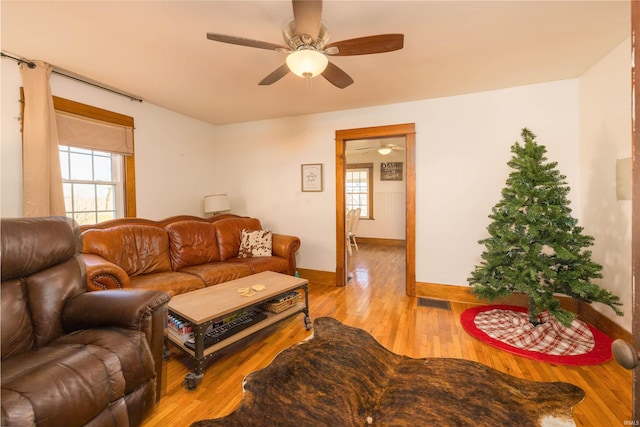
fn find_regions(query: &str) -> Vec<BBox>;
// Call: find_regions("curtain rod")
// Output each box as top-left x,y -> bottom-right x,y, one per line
1,52 -> 143,103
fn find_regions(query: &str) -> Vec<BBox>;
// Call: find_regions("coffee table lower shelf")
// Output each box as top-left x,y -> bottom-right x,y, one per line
167,298 -> 311,390
167,302 -> 309,358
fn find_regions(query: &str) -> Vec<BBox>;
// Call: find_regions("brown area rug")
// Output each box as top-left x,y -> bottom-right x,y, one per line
192,317 -> 585,427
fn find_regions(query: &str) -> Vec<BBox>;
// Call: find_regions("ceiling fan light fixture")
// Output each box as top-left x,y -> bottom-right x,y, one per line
378,147 -> 392,155
286,49 -> 328,78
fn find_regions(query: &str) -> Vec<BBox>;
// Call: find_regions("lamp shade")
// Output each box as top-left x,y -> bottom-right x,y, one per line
204,194 -> 230,214
286,49 -> 328,78
378,147 -> 392,155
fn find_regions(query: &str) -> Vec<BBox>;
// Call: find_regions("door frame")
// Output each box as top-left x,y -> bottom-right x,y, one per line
632,0 -> 639,419
335,123 -> 416,294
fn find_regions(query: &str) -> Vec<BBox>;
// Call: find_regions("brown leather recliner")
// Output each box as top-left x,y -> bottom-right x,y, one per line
1,217 -> 171,427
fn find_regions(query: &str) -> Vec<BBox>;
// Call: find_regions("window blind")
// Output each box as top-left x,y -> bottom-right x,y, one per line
55,111 -> 134,155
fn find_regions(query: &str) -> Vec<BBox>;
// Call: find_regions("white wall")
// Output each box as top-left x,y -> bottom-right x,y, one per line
212,79 -> 581,286
1,60 -> 219,219
579,37 -> 632,331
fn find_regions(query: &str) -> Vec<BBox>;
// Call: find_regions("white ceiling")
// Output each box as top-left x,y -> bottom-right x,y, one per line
1,1 -> 630,126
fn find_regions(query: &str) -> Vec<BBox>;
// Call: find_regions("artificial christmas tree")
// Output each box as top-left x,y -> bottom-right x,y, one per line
468,128 -> 622,327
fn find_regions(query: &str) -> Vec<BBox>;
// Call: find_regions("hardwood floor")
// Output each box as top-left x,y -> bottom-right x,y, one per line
143,243 -> 632,426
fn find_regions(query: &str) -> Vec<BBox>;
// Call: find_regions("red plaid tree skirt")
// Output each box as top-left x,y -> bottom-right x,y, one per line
460,305 -> 613,365
474,308 -> 594,356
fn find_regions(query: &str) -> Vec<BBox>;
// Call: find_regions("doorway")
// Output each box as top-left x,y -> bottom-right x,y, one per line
335,123 -> 416,295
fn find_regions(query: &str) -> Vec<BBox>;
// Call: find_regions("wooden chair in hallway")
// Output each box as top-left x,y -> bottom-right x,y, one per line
346,209 -> 355,256
348,208 -> 361,253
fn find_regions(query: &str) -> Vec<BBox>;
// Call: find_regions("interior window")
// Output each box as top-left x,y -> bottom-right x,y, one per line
346,163 -> 373,219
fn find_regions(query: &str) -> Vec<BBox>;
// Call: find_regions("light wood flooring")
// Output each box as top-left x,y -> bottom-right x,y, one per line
142,243 -> 632,426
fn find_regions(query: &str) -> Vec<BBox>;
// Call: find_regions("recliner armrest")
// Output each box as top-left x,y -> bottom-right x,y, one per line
62,289 -> 169,333
62,289 -> 171,402
82,253 -> 132,291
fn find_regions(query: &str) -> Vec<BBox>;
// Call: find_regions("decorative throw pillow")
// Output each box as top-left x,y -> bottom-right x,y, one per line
238,229 -> 272,258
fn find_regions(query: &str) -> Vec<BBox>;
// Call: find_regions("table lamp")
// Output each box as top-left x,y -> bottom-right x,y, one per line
204,194 -> 231,216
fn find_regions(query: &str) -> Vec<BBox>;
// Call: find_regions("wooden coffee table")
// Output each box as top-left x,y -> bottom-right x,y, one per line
166,271 -> 311,390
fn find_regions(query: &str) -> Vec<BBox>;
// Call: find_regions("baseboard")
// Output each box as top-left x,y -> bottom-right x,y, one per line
577,302 -> 630,343
294,269 -> 631,342
416,281 -> 631,342
357,237 -> 405,247
296,268 -> 336,287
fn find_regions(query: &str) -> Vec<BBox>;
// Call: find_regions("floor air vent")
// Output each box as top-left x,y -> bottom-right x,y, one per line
417,298 -> 451,311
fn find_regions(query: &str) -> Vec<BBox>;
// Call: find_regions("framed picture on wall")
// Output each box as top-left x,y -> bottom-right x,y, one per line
380,162 -> 403,181
301,163 -> 323,192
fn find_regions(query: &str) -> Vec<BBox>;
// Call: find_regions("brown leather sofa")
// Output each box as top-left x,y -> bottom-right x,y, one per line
1,217 -> 170,427
80,214 -> 301,296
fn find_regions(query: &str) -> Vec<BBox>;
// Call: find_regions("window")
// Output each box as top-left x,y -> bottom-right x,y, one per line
59,146 -> 124,225
53,95 -> 136,225
346,163 -> 373,219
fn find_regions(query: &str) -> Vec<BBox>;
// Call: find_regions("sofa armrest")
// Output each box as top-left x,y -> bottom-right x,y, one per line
63,289 -> 171,402
82,253 -> 132,291
272,234 -> 301,276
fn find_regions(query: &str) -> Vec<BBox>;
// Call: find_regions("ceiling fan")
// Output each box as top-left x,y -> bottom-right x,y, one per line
355,143 -> 405,155
206,0 -> 404,89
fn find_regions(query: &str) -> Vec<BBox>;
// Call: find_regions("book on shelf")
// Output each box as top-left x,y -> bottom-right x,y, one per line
167,314 -> 193,342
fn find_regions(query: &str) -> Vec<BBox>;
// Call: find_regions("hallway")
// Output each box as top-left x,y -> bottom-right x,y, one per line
347,242 -> 405,290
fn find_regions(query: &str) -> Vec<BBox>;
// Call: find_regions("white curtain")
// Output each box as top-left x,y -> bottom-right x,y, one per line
20,61 -> 65,217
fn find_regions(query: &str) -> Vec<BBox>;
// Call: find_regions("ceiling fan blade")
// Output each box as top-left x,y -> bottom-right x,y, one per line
207,33 -> 287,51
321,61 -> 354,89
292,0 -> 323,40
325,34 -> 404,56
258,64 -> 291,85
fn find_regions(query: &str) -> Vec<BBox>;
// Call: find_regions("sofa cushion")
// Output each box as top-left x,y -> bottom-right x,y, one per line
130,271 -> 205,296
179,262 -> 252,287
226,256 -> 288,275
238,229 -> 272,258
82,225 -> 172,276
214,218 -> 262,261
166,221 -> 221,270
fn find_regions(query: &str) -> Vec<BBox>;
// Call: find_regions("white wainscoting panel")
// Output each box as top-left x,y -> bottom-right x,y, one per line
357,191 -> 406,240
